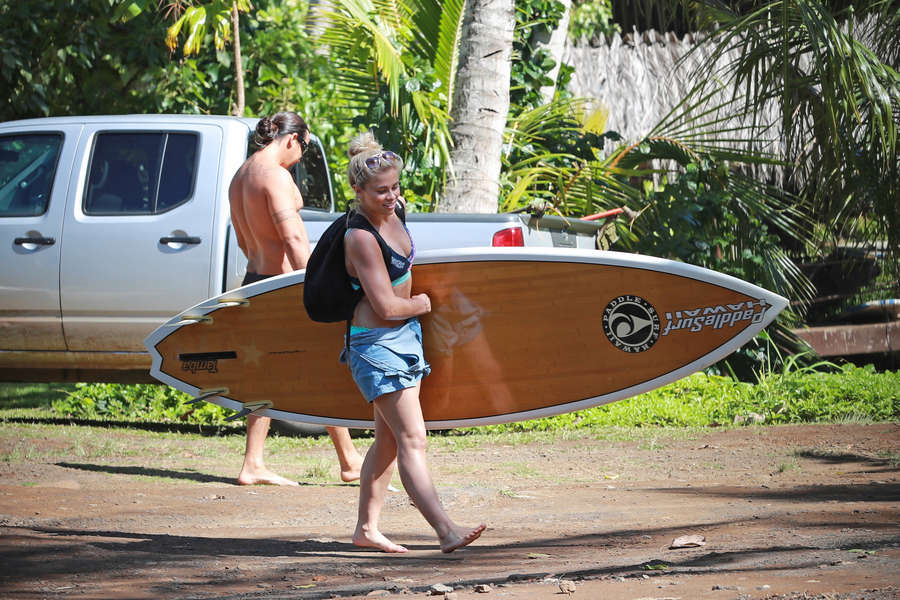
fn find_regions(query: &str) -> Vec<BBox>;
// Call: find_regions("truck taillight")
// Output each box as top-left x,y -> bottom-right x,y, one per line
492,227 -> 524,247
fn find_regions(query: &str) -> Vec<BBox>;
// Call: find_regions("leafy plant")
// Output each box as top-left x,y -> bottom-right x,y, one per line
0,0 -> 171,121
569,0 -> 620,44
469,364 -> 899,433
686,0 -> 900,271
510,0 -> 568,110
317,0 -> 464,207
52,383 -> 232,425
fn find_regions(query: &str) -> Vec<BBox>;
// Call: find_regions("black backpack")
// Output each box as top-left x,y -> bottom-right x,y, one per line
303,203 -> 406,323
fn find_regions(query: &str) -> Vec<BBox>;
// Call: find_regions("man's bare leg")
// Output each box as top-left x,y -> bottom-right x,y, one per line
326,426 -> 364,482
237,414 -> 298,486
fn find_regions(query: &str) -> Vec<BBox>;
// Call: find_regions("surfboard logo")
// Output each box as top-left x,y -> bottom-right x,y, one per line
177,351 -> 236,374
661,298 -> 769,336
602,295 -> 661,353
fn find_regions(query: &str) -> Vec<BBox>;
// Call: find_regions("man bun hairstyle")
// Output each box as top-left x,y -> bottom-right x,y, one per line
254,111 -> 309,148
347,131 -> 403,188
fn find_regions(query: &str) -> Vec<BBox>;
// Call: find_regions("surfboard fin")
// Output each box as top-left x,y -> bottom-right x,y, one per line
171,314 -> 213,326
217,297 -> 249,308
224,400 -> 273,422
186,387 -> 229,405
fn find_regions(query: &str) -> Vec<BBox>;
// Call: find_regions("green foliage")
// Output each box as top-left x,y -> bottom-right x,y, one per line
52,383 -> 232,425
162,0 -> 252,56
627,161 -> 788,293
0,0 -> 170,120
569,0 -> 620,44
17,364 -> 900,432
0,383 -> 77,410
152,3 -> 340,116
748,363 -> 900,424
501,98 -> 626,214
689,0 -> 900,261
1,0 -> 352,144
318,0 -> 463,208
470,365 -> 899,433
510,0 -> 568,112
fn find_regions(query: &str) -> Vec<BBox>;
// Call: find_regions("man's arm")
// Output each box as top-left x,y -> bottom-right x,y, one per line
266,170 -> 310,271
227,181 -> 249,255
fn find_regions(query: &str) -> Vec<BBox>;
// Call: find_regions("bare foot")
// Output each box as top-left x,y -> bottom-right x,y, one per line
340,456 -> 363,483
237,468 -> 299,486
352,527 -> 408,553
440,523 -> 486,553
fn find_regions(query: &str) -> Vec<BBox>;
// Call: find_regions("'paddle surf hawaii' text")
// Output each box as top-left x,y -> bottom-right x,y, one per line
661,298 -> 769,337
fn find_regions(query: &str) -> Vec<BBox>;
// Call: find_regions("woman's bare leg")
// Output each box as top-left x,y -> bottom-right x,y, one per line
374,385 -> 485,552
352,409 -> 406,552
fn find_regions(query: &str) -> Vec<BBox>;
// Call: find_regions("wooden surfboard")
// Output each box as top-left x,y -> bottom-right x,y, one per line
145,248 -> 788,429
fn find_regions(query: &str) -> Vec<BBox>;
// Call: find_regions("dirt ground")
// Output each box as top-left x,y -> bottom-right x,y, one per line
1,422 -> 898,600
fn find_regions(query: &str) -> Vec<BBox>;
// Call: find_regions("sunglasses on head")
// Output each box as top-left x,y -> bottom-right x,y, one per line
299,136 -> 308,153
364,150 -> 400,170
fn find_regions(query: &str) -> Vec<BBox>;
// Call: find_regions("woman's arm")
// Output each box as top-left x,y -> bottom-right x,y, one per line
345,229 -> 430,320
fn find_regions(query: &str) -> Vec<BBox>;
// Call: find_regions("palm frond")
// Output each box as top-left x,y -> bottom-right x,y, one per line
164,1 -> 249,56
689,0 -> 900,253
320,0 -> 410,113
500,97 -> 643,214
433,0 -> 466,109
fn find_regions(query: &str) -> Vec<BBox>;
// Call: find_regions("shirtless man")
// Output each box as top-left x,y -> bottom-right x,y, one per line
228,111 -> 364,486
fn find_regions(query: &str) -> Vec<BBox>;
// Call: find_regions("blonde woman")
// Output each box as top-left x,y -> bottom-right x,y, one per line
341,132 -> 486,553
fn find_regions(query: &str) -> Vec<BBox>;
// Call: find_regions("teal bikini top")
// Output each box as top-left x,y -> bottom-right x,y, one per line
346,205 -> 415,290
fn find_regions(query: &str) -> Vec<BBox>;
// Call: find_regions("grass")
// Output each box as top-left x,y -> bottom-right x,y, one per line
876,450 -> 900,467
500,462 -> 541,479
0,363 -> 897,445
0,420 -> 335,463
303,460 -> 332,480
0,420 -> 358,486
0,382 -> 77,415
775,461 -> 800,473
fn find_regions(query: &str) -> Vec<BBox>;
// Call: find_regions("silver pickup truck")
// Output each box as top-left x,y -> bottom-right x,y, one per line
0,114 -> 606,383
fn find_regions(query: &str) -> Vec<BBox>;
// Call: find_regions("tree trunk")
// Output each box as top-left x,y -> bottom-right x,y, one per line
438,0 -> 516,213
535,0 -> 571,104
231,1 -> 245,117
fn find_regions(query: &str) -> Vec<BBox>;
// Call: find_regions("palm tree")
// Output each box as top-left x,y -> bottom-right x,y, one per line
438,0 -> 516,213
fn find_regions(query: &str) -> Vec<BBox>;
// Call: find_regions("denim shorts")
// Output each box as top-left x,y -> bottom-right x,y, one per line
339,318 -> 431,403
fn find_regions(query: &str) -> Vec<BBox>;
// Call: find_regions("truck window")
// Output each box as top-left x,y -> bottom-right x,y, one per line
84,132 -> 198,215
0,133 -> 63,217
292,141 -> 330,211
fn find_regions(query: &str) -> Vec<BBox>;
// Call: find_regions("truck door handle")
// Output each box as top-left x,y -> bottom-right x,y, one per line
14,236 -> 56,246
159,236 -> 201,245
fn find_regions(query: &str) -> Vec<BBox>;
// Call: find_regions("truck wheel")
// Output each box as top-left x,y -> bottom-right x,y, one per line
269,420 -> 328,437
